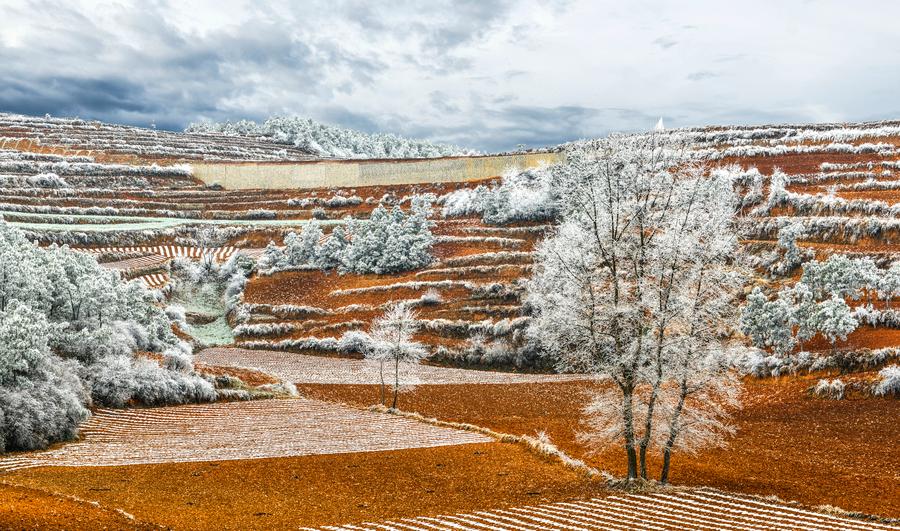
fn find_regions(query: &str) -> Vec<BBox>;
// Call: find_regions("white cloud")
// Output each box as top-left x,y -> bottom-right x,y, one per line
1,0 -> 899,151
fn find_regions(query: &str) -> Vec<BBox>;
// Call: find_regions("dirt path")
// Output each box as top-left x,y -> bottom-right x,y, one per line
197,347 -> 587,385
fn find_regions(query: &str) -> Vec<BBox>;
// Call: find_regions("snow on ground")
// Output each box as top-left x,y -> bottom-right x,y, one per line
312,488 -> 899,531
0,399 -> 491,472
196,347 -> 588,385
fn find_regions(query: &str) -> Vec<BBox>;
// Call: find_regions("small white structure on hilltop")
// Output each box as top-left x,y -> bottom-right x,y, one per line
655,117 -> 665,131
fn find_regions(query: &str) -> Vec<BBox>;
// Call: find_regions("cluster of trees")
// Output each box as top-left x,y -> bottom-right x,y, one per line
741,255 -> 900,356
186,116 -> 471,159
441,166 -> 559,225
525,136 -> 745,483
260,198 -> 435,275
0,221 -> 214,452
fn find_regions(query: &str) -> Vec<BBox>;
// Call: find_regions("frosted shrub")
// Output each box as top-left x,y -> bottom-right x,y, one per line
873,365 -> 900,396
316,226 -> 350,270
813,378 -> 845,400
246,209 -> 276,220
337,330 -> 373,355
85,355 -> 215,408
419,288 -> 442,305
323,194 -> 363,208
484,166 -> 558,224
27,172 -> 69,188
441,167 -> 559,224
264,199 -> 436,275
440,187 -> 485,218
165,304 -> 187,326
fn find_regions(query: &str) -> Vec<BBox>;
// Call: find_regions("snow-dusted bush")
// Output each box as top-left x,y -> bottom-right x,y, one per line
419,288 -> 442,305
873,365 -> 900,397
440,166 -> 558,224
440,187 -> 484,218
165,304 -> 187,326
813,378 -> 845,400
85,355 -> 215,408
246,209 -> 276,220
186,116 -> 472,159
771,222 -> 812,276
740,287 -> 796,356
0,172 -> 70,188
323,194 -> 363,208
337,330 -> 373,355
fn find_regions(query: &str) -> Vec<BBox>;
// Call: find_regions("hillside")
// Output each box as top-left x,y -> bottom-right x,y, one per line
0,113 -> 897,529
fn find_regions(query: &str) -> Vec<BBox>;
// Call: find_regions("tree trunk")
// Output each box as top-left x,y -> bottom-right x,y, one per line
391,356 -> 400,409
639,356 -> 663,479
379,360 -> 385,406
660,445 -> 674,485
622,386 -> 639,480
660,390 -> 687,484
638,387 -> 658,480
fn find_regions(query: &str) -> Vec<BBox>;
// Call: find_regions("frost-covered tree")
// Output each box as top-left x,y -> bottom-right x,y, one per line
0,221 -> 214,452
773,222 -> 808,275
316,225 -> 350,270
368,304 -> 427,409
186,115 -> 472,159
342,198 -> 435,274
816,295 -> 858,354
739,288 -> 796,356
801,255 -> 874,301
876,261 -> 900,309
526,136 -> 744,481
0,302 -> 89,452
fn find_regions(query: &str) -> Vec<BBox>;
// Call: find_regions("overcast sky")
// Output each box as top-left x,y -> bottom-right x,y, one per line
2,0 -> 898,151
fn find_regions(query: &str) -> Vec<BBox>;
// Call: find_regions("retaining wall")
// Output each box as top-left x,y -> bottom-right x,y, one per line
191,152 -> 563,190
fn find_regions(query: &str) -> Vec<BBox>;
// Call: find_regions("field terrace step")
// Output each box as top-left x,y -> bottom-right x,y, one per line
135,272 -> 169,290
79,245 -> 240,261
0,398 -> 492,472
196,347 -> 588,385
311,489 -> 899,531
101,254 -> 169,272
0,113 -> 319,162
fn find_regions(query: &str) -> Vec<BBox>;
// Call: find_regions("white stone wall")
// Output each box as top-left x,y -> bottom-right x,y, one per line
191,152 -> 563,190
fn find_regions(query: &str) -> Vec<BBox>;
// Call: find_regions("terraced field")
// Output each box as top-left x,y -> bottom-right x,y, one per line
1,115 -> 899,528
0,399 -> 491,472
314,489 -> 900,531
0,112 -> 316,162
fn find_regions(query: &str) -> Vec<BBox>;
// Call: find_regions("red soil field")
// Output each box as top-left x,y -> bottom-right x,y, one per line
3,443 -> 603,530
299,375 -> 900,518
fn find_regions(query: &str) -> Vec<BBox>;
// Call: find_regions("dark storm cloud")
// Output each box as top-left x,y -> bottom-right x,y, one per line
3,0 -> 900,151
